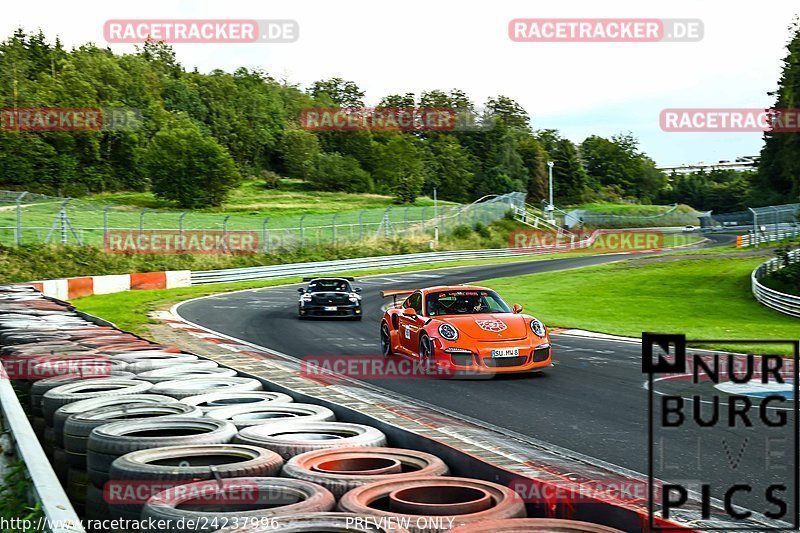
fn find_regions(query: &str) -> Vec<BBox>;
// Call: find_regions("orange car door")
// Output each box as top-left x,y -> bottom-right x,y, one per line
398,292 -> 424,356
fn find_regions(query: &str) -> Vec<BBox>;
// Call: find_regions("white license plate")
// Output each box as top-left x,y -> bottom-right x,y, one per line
324,306 -> 338,311
491,348 -> 520,358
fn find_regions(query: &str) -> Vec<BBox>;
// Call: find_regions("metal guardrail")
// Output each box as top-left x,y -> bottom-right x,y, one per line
752,249 -> 800,317
191,248 -> 551,284
0,369 -> 84,532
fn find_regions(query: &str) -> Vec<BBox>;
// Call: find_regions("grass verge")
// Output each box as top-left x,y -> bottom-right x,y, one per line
480,254 -> 800,355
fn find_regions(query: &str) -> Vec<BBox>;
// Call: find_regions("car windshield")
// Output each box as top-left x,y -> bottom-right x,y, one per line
307,279 -> 351,292
426,290 -> 511,316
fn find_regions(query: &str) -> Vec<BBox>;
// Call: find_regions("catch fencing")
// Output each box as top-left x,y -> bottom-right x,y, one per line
0,191 -> 525,250
738,203 -> 800,246
751,248 -> 800,317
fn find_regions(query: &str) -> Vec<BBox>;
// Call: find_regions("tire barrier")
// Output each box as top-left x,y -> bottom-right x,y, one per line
136,366 -> 238,383
87,417 -> 238,487
181,391 -> 294,412
282,447 -> 449,498
141,477 -> 336,533
448,518 -> 626,532
108,444 -> 284,520
42,378 -> 154,424
53,394 -> 179,447
211,512 -> 412,532
207,403 -> 336,429
151,376 -> 263,399
338,477 -> 526,533
30,371 -> 135,417
63,403 -> 204,469
233,422 -> 388,459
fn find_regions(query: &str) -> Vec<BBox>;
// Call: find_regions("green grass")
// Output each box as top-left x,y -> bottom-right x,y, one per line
480,254 -> 800,355
569,202 -> 696,215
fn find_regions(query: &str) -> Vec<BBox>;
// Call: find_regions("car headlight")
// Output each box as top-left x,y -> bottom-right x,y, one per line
530,319 -> 546,337
438,324 -> 459,341
301,294 -> 312,302
348,293 -> 360,303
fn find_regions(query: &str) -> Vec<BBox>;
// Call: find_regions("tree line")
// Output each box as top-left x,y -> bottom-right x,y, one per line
0,29 -> 790,212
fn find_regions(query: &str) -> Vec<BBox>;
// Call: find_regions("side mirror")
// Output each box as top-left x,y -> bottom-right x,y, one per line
297,288 -> 305,294
402,307 -> 417,317
354,287 -> 362,293
512,303 -> 523,314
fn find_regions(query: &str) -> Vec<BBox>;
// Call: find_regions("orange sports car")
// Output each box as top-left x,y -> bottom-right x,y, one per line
380,285 -> 552,376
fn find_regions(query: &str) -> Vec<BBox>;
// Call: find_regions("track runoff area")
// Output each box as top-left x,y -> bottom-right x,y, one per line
175,233 -> 798,529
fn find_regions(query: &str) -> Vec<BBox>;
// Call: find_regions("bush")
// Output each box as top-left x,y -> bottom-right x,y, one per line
307,152 -> 373,193
474,222 -> 491,238
144,114 -> 241,208
451,225 -> 474,239
261,170 -> 281,189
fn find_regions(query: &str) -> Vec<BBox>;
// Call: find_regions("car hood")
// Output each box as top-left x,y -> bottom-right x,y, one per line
439,314 -> 528,341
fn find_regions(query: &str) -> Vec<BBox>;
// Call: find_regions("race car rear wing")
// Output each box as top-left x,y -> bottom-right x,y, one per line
380,289 -> 416,307
302,276 -> 356,282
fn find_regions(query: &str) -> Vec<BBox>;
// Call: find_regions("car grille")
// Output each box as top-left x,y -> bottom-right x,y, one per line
533,346 -> 550,362
449,353 -> 474,366
311,293 -> 350,304
484,355 -> 529,368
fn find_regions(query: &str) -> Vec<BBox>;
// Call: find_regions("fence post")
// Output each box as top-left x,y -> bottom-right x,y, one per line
383,207 -> 392,238
748,208 -> 758,247
358,210 -> 365,241
178,212 -> 187,252
299,214 -> 307,248
222,215 -> 230,252
262,217 -> 270,253
15,192 -> 27,245
60,199 -> 73,245
102,203 -> 114,247
332,213 -> 338,247
139,208 -> 149,236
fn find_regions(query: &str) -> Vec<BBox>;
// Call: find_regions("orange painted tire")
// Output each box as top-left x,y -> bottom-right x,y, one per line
337,477 -> 525,532
283,447 -> 449,498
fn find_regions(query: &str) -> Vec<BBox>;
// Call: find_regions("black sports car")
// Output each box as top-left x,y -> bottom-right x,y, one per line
297,277 -> 362,319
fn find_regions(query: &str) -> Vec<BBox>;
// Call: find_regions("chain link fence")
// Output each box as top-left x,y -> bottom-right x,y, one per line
0,190 -> 525,251
563,204 -> 707,229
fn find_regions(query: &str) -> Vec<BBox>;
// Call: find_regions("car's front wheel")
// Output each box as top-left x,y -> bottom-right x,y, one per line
380,323 -> 392,357
419,334 -> 433,361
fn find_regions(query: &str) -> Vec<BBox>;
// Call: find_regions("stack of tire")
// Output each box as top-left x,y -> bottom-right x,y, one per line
0,286 -> 626,533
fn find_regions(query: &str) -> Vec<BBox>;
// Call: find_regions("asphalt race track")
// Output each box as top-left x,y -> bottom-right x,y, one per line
177,235 -> 795,514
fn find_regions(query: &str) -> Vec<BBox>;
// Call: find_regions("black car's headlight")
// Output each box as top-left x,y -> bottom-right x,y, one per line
530,319 -> 546,337
438,324 -> 459,341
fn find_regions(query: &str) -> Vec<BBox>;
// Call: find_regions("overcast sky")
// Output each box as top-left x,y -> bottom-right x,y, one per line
3,0 -> 798,165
